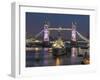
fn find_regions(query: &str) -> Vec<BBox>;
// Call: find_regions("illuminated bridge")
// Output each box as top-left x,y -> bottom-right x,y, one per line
26,22 -> 89,67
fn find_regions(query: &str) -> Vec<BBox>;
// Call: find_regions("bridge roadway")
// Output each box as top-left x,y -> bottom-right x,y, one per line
26,40 -> 89,49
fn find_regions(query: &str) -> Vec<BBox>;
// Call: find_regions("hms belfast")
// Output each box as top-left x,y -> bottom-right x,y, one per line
26,22 -> 89,67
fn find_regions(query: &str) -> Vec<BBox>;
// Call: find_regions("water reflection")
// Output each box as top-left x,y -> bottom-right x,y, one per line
26,47 -> 88,67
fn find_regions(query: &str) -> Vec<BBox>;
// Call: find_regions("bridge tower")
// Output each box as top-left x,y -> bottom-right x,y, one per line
44,22 -> 49,41
71,22 -> 77,63
43,22 -> 50,47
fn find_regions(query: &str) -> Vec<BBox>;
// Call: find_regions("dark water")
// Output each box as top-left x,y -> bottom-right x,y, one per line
26,48 -> 85,67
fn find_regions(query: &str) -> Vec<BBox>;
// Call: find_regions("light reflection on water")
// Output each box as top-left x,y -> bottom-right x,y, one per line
26,48 -> 84,67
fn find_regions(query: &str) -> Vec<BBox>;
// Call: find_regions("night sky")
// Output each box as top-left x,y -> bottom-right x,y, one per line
26,12 -> 89,40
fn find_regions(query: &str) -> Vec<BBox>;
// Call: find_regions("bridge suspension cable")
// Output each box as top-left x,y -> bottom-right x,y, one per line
35,29 -> 44,38
76,31 -> 89,42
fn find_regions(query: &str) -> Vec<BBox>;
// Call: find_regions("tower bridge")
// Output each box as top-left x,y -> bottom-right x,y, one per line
35,22 -> 89,42
26,22 -> 89,66
26,22 -> 89,58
